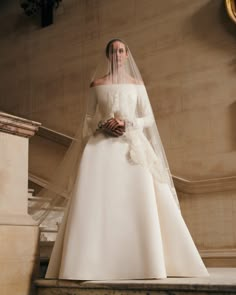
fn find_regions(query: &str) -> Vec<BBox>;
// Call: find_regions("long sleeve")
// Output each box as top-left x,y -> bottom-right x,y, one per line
82,88 -> 98,140
125,85 -> 154,131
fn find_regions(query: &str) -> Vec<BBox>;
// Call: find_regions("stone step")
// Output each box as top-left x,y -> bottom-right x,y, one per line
35,268 -> 236,295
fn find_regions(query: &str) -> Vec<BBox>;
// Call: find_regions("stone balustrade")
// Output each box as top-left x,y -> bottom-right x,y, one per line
174,175 -> 236,267
0,112 -> 41,295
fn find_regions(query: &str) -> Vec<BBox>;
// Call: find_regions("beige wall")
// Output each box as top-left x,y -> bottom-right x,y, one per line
1,0 -> 236,180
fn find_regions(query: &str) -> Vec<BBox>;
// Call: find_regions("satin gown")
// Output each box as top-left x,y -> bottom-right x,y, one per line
45,84 -> 209,280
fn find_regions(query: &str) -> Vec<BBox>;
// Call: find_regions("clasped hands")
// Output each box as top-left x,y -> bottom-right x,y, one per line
98,118 -> 125,137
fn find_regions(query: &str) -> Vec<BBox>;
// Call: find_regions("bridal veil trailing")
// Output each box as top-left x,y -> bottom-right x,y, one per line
31,38 -> 209,280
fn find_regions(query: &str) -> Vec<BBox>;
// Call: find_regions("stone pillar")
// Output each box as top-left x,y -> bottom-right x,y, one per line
0,112 -> 41,295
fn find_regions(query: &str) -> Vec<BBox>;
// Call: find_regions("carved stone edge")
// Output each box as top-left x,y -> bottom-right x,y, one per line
0,112 -> 41,138
173,175 -> 236,194
0,214 -> 38,226
37,126 -> 73,147
200,248 -> 236,258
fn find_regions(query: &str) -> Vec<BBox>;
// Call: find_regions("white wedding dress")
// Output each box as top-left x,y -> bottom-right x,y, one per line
46,84 -> 208,280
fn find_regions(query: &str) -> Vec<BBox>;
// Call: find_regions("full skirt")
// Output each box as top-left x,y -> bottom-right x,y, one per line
46,133 -> 208,280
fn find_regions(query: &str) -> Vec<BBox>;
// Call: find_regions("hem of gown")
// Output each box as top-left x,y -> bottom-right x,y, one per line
47,276 -> 167,281
45,272 -> 209,281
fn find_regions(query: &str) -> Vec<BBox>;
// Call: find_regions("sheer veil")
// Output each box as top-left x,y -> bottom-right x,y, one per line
29,38 -> 179,225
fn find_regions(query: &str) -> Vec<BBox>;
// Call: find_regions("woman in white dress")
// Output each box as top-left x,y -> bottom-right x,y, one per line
45,39 -> 209,280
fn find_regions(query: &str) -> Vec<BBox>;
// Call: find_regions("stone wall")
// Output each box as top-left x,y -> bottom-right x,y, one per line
174,175 -> 236,266
1,0 -> 236,180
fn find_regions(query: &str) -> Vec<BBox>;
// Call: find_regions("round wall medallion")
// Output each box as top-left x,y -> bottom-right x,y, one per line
225,0 -> 236,24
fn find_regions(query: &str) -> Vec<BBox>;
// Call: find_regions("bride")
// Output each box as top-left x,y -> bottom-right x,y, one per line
45,38 -> 209,280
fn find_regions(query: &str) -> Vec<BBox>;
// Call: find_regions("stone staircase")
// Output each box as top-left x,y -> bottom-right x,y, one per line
29,192 -> 236,295
28,186 -> 236,295
34,268 -> 236,295
27,127 -> 236,294
28,187 -> 236,295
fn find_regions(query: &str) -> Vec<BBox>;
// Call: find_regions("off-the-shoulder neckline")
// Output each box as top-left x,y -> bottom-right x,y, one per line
90,83 -> 145,89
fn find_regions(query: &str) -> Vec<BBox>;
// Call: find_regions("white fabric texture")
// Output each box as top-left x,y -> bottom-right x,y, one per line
30,39 -> 179,225
46,84 -> 209,280
83,84 -> 179,206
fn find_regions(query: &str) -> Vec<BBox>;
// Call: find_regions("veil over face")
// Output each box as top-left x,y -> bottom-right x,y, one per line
90,39 -> 143,86
30,39 -> 180,225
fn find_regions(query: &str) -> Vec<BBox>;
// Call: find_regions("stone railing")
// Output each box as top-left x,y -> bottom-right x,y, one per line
0,112 -> 41,224
173,175 -> 236,267
0,111 -> 40,138
0,112 -> 41,295
173,175 -> 236,194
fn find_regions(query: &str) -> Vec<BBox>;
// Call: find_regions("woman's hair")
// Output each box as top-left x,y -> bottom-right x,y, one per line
105,38 -> 128,58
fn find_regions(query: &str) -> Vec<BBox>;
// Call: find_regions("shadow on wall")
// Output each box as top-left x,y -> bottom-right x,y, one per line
0,0 -> 41,37
187,0 -> 236,51
229,101 -> 236,149
0,0 -> 10,9
220,0 -> 236,150
185,0 -> 236,152
15,4 -> 41,33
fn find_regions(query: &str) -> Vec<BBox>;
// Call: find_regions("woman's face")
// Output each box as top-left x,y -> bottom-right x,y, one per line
108,41 -> 128,68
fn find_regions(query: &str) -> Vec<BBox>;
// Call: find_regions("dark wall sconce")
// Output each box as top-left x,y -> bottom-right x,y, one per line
20,0 -> 62,27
